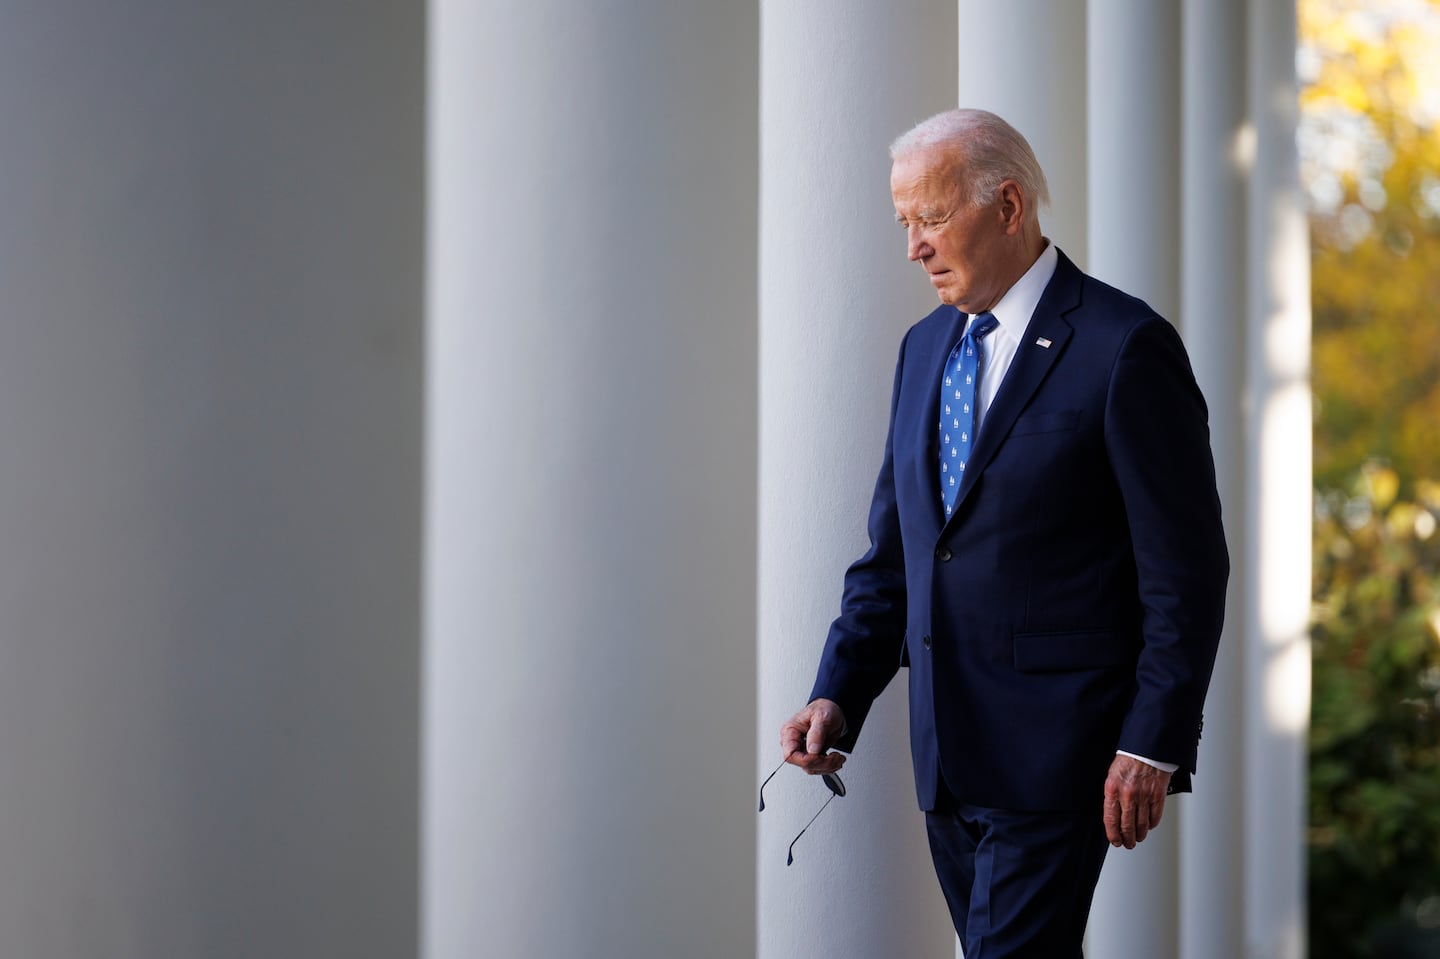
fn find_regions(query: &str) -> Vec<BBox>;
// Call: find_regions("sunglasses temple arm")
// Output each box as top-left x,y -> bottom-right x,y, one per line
785,792 -> 837,866
758,758 -> 790,812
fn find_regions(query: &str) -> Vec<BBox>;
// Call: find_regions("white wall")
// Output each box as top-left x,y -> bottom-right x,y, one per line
0,3 -> 423,956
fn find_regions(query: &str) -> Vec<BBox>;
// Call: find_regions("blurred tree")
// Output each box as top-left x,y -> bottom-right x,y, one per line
1300,0 -> 1440,490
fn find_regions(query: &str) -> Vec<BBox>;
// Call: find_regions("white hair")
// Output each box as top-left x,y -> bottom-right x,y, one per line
890,109 -> 1051,213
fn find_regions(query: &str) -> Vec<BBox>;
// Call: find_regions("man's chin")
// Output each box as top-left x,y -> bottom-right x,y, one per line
934,289 -> 979,311
928,276 -> 962,307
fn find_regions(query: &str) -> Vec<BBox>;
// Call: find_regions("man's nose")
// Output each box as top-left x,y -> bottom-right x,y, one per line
906,226 -> 930,261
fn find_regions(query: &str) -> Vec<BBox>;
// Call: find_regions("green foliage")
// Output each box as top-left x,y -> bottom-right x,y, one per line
1309,467 -> 1440,958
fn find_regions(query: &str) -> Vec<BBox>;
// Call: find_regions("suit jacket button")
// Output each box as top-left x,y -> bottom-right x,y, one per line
935,547 -> 952,562
922,635 -> 932,650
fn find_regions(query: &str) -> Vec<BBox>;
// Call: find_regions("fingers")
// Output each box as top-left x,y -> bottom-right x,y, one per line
1103,788 -> 1122,846
1102,755 -> 1173,849
778,699 -> 847,774
1133,792 -> 1165,845
1103,780 -> 1135,848
806,717 -> 828,755
794,751 -> 847,775
782,742 -> 846,774
1132,798 -> 1149,845
779,717 -> 805,758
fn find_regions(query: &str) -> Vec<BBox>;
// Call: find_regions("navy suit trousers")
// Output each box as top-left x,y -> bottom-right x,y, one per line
925,778 -> 1110,957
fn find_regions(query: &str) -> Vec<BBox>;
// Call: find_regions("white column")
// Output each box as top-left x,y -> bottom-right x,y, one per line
955,0 -> 1088,265
1178,2 -> 1249,956
757,2 -> 957,957
424,3 -> 759,958
1085,2 -> 1183,957
1244,0 -> 1311,955
0,3 -> 423,957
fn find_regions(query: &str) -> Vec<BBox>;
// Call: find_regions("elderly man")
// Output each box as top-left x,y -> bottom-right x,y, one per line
779,109 -> 1228,955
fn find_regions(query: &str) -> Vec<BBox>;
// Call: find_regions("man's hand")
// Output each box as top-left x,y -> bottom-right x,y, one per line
779,698 -> 847,775
1102,754 -> 1172,849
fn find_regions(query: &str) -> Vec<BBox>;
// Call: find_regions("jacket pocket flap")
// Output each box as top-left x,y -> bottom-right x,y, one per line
1013,629 -> 1133,672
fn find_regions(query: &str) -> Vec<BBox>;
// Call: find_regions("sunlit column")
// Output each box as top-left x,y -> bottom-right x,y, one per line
1085,2 -> 1183,957
757,1 -> 957,956
1244,0 -> 1312,955
1178,1 -> 1250,956
424,3 -> 759,957
955,0 -> 1088,265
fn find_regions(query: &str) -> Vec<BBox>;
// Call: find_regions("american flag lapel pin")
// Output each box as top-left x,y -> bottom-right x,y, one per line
1035,336 -> 1053,349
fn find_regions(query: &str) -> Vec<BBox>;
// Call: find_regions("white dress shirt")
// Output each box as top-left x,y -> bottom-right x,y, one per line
963,239 -> 1056,432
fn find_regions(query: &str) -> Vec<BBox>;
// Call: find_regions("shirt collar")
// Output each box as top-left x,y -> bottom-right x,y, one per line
967,240 -> 1058,339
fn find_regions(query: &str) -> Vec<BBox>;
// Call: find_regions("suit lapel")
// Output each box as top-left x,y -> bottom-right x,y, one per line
944,252 -> 1083,526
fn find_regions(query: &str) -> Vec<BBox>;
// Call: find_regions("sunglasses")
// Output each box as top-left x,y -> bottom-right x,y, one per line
757,758 -> 847,865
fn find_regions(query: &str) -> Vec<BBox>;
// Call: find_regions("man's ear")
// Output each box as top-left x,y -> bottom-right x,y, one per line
996,179 -> 1026,235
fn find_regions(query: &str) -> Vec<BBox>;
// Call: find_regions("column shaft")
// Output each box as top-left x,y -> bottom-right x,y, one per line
1179,1 -> 1249,956
1244,0 -> 1311,955
955,0 -> 1088,265
0,2 -> 423,956
424,2 -> 759,957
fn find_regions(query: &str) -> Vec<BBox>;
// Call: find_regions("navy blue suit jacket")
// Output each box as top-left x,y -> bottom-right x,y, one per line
810,249 -> 1229,812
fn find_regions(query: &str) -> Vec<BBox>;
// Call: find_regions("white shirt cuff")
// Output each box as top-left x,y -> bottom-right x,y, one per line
1116,750 -> 1179,774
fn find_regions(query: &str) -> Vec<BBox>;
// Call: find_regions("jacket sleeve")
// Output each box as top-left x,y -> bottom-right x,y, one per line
809,330 -> 912,751
1104,315 -> 1230,779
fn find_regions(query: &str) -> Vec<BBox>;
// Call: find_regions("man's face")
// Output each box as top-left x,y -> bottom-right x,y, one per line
890,149 -> 1008,313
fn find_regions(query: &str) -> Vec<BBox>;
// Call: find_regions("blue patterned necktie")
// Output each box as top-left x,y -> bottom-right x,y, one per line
939,312 -> 999,519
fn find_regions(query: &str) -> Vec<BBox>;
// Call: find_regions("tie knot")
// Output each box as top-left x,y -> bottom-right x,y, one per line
970,312 -> 999,341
